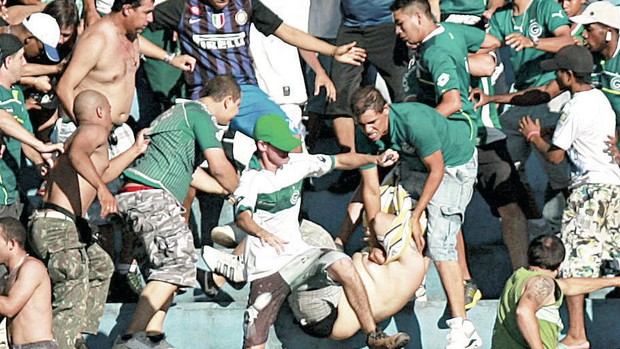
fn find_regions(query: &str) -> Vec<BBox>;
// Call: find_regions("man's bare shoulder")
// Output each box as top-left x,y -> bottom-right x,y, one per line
18,257 -> 49,282
78,18 -> 117,44
523,275 -> 557,305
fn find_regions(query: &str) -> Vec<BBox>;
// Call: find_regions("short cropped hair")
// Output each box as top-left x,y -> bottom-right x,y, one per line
0,217 -> 27,246
111,0 -> 144,12
199,74 -> 241,101
350,86 -> 386,118
527,234 -> 565,271
390,0 -> 432,18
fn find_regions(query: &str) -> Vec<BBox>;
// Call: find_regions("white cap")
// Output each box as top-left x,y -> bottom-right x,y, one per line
22,13 -> 60,62
570,1 -> 620,30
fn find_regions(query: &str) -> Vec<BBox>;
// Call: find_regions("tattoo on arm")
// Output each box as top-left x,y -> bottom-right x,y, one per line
526,276 -> 554,304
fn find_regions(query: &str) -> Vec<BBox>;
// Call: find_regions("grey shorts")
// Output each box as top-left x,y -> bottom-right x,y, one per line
11,340 -> 59,349
116,189 -> 197,287
244,248 -> 347,346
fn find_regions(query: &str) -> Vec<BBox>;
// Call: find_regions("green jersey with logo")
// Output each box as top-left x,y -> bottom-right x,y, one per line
356,103 -> 475,172
123,101 -> 223,203
488,0 -> 570,90
414,23 -> 480,140
440,0 -> 486,16
593,45 -> 620,143
0,85 -> 32,206
493,268 -> 564,349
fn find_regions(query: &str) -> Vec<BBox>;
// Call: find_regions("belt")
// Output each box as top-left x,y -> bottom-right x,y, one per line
119,184 -> 156,193
33,209 -> 73,221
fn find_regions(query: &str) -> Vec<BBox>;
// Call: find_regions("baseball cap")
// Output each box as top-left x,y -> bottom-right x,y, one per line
253,114 -> 301,152
22,13 -> 60,62
540,45 -> 594,74
0,34 -> 24,62
570,1 -> 620,30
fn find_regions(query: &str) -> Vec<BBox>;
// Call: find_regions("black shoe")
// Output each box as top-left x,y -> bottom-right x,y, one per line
197,269 -> 220,297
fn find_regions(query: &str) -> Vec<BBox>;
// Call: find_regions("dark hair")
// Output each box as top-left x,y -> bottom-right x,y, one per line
44,0 -> 79,31
390,0 -> 431,18
0,217 -> 27,246
528,234 -> 565,271
573,71 -> 592,84
350,86 -> 386,118
111,0 -> 144,12
199,74 -> 241,101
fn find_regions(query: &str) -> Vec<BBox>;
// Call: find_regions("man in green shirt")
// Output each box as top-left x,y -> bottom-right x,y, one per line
486,0 -> 575,232
493,234 -> 620,349
0,34 -> 63,219
113,75 -> 240,349
352,86 -> 482,349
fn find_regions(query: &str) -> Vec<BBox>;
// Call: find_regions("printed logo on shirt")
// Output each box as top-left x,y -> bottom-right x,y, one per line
192,32 -> 247,50
611,76 -> 620,90
190,5 -> 201,16
551,10 -> 564,18
212,13 -> 225,29
437,73 -> 450,87
290,189 -> 300,205
528,21 -> 542,39
235,10 -> 248,25
189,18 -> 201,24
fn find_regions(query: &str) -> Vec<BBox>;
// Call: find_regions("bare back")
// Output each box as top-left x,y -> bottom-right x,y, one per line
46,124 -> 111,216
59,16 -> 139,125
4,257 -> 54,345
329,246 -> 426,340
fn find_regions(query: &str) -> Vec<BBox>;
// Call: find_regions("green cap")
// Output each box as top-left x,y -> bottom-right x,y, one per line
253,114 -> 302,152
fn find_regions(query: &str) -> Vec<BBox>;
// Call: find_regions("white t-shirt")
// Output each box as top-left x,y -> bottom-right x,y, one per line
552,88 -> 620,188
236,153 -> 335,281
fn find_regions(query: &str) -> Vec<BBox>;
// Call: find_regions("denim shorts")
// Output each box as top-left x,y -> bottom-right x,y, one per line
398,151 -> 478,261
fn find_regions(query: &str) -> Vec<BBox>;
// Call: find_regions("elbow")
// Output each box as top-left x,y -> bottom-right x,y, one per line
548,154 -> 564,165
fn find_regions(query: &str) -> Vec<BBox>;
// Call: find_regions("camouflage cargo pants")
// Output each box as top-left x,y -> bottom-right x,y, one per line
29,214 -> 114,349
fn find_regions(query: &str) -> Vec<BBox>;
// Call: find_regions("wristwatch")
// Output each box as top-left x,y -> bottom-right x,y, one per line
531,36 -> 540,47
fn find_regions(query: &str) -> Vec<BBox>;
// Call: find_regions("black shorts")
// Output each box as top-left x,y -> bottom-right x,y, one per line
476,138 -> 536,217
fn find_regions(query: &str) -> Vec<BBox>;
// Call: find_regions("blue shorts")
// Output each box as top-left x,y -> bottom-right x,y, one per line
229,84 -> 299,138
398,151 -> 478,261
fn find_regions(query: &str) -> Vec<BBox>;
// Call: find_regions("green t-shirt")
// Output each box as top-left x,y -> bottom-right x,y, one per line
414,23 -> 480,130
123,101 -> 223,203
492,268 -> 564,349
488,0 -> 570,90
0,85 -> 32,206
593,47 -> 620,144
440,0 -> 486,16
356,103 -> 475,172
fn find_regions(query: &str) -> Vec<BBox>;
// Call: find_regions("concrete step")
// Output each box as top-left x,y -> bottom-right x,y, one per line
87,298 -> 620,349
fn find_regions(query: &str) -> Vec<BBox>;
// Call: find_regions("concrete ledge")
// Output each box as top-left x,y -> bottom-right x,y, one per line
87,298 -> 620,349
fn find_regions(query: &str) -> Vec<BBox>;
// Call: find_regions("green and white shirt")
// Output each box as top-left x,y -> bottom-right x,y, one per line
236,153 -> 335,281
413,23 -> 478,136
0,85 -> 32,206
356,103 -> 475,172
488,0 -> 570,90
123,101 -> 223,204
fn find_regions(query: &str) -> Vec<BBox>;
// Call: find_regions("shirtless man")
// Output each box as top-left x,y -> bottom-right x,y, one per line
29,90 -> 149,349
0,217 -> 56,349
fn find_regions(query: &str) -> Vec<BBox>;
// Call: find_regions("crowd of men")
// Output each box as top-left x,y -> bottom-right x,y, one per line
0,0 -> 618,348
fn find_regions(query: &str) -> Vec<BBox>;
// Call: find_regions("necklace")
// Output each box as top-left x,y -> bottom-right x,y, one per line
512,0 -> 533,33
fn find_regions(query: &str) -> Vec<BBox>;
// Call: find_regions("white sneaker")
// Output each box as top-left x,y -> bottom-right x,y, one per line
445,317 -> 482,349
112,332 -> 175,349
415,275 -> 427,302
211,223 -> 244,248
201,245 -> 246,283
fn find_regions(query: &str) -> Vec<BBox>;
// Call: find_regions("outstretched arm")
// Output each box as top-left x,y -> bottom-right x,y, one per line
557,275 -> 620,296
138,35 -> 196,72
0,110 -> 63,154
274,23 -> 366,66
103,128 -> 150,183
334,149 -> 399,170
470,80 -> 562,109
